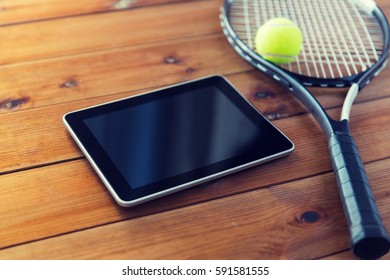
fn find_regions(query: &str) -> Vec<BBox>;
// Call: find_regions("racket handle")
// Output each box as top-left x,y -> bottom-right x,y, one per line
329,133 -> 390,259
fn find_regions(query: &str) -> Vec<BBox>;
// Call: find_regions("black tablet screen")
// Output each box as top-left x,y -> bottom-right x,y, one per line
84,85 -> 262,189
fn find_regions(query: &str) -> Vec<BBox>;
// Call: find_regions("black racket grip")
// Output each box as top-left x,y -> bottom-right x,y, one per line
329,133 -> 390,259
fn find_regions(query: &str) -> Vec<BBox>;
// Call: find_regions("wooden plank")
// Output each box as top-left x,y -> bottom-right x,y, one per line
1,32 -> 389,114
0,98 -> 388,250
0,0 -> 389,261
0,0 -> 220,65
0,0 -> 201,26
227,70 -> 390,121
0,73 -> 388,172
1,0 -> 388,28
1,86 -> 389,174
0,34 -> 251,112
1,158 -> 388,259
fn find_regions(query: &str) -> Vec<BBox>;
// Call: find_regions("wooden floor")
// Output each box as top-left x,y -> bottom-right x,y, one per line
0,0 -> 389,260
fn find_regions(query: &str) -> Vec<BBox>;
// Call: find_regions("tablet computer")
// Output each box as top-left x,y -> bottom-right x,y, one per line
63,76 -> 294,207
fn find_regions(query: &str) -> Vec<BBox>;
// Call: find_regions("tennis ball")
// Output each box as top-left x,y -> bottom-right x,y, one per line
255,17 -> 303,64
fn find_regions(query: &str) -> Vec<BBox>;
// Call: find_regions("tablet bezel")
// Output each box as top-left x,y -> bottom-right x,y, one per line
63,75 -> 294,207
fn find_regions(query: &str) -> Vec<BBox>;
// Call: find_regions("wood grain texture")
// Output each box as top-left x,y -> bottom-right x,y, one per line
0,85 -> 389,174
2,30 -> 390,114
3,0 -> 387,27
0,34 -> 250,112
0,0 -> 220,65
0,0 -> 200,25
1,158 -> 388,260
0,0 -> 389,260
0,98 -> 388,252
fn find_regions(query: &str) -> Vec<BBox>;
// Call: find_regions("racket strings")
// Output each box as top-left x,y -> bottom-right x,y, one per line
229,0 -> 384,79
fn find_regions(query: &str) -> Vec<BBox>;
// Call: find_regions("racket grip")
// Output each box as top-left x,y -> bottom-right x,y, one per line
328,133 -> 390,259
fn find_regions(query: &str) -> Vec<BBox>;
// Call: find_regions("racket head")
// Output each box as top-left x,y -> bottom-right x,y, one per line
221,0 -> 390,88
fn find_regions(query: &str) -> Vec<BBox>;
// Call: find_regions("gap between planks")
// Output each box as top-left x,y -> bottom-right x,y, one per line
0,158 -> 389,259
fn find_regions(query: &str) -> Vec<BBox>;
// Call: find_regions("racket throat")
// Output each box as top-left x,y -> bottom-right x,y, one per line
341,83 -> 359,121
330,119 -> 351,136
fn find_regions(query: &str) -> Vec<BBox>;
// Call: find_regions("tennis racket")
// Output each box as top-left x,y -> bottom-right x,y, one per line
220,0 -> 390,259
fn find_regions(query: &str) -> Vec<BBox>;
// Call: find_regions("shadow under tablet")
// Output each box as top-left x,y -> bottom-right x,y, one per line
63,75 -> 294,207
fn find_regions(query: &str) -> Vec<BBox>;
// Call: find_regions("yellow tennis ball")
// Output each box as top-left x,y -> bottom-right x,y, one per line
255,17 -> 303,64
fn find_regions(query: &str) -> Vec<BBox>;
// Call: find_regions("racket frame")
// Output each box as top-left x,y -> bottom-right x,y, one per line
220,0 -> 390,259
